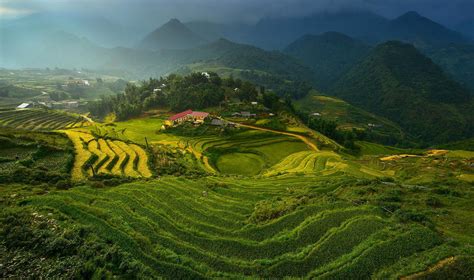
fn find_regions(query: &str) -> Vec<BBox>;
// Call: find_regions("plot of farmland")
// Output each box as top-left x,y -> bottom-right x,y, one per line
0,109 -> 88,130
64,131 -> 152,180
24,176 -> 449,278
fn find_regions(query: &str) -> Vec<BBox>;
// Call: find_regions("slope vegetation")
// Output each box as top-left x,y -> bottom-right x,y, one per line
332,41 -> 473,144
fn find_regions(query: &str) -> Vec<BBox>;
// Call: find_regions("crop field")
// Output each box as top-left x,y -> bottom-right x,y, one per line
294,93 -> 403,136
185,132 -> 313,175
0,109 -> 89,131
13,174 -> 467,278
63,131 -> 152,181
0,130 -> 73,180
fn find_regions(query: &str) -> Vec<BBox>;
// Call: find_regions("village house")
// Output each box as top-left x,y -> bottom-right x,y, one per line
211,119 -> 225,126
165,109 -> 210,126
16,102 -> 33,109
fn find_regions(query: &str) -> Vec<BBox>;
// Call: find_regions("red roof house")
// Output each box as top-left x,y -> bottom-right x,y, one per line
168,109 -> 193,121
189,111 -> 209,119
166,109 -> 209,126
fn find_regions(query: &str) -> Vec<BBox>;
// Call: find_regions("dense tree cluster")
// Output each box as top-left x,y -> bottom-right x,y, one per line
88,72 -> 261,120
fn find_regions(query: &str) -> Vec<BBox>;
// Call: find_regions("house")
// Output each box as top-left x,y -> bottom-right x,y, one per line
251,101 -> 258,105
16,103 -> 33,109
231,112 -> 241,117
38,102 -> 52,108
201,72 -> 211,79
165,109 -> 193,126
211,119 -> 225,126
240,111 -> 256,118
312,112 -> 321,117
189,111 -> 209,123
153,88 -> 162,93
165,109 -> 209,126
241,111 -> 251,118
368,123 -> 383,128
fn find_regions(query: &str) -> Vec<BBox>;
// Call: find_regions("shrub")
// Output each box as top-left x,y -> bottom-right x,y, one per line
426,197 -> 443,208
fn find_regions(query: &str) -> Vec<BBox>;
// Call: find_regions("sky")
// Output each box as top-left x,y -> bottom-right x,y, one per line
1,0 -> 473,28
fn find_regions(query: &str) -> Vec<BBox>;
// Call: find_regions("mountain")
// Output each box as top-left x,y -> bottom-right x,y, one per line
219,10 -> 468,50
0,12 -> 140,48
294,91 -> 406,145
425,44 -> 474,93
384,11 -> 469,48
184,21 -> 253,43
332,41 -> 473,144
0,29 -> 108,68
284,32 -> 371,89
138,18 -> 207,50
249,10 -> 387,49
455,19 -> 474,40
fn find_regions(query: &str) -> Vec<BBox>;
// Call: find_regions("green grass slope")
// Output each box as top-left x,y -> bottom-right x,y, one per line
2,174 -> 472,278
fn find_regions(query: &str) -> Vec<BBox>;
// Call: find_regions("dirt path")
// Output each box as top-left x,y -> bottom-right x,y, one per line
235,123 -> 319,152
400,256 -> 456,280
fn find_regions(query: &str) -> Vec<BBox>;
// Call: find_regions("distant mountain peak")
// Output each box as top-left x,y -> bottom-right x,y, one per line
138,18 -> 207,50
332,40 -> 471,143
387,11 -> 467,46
165,18 -> 183,26
400,11 -> 423,18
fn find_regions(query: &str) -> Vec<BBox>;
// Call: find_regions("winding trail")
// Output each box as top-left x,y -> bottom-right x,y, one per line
235,123 -> 319,152
400,256 -> 456,279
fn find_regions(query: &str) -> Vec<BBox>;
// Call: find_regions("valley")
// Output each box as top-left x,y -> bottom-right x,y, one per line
1,3 -> 474,279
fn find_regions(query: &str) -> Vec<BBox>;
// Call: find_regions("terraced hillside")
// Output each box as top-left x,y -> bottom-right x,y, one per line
183,132 -> 311,176
0,109 -> 89,131
63,131 -> 152,181
17,175 -> 466,278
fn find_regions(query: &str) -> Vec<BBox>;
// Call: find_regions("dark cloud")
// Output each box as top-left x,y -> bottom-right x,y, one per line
1,0 -> 472,27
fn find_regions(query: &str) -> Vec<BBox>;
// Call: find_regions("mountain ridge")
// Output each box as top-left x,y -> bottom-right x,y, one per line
138,18 -> 207,50
331,41 -> 473,144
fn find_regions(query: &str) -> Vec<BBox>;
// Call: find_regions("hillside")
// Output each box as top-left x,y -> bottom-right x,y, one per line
1,109 -> 474,278
293,92 -> 406,145
455,19 -> 474,40
284,32 -> 371,89
384,11 -> 469,48
425,44 -> 474,93
332,41 -> 473,144
138,18 -> 207,50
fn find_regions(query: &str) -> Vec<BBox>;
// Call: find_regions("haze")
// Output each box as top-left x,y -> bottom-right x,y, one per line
1,0 -> 473,28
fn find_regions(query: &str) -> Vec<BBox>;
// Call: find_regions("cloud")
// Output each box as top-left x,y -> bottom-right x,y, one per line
0,0 -> 471,26
0,5 -> 34,18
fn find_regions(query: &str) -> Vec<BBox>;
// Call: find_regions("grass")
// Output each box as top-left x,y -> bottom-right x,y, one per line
0,109 -> 88,131
5,174 -> 468,278
64,131 -> 94,180
63,131 -> 152,180
1,111 -> 472,278
216,152 -> 265,176
294,92 -> 403,137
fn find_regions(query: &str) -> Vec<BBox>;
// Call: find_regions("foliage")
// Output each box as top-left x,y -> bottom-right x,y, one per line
331,41 -> 473,144
88,73 -> 263,120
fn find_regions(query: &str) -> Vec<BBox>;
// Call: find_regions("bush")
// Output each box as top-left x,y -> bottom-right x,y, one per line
426,197 -> 443,208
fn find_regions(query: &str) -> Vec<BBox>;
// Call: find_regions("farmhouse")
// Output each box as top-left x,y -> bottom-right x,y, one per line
165,109 -> 210,126
16,102 -> 33,109
211,119 -> 225,126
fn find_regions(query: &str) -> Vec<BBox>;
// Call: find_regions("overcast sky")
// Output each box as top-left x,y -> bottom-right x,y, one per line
1,0 -> 473,28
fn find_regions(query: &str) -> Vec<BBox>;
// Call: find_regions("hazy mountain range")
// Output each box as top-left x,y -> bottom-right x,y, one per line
1,9 -> 473,143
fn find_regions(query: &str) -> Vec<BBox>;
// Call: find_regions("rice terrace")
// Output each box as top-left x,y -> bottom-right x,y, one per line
1,1 -> 474,279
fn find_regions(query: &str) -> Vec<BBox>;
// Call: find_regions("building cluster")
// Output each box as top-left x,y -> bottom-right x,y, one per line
164,109 -> 236,128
